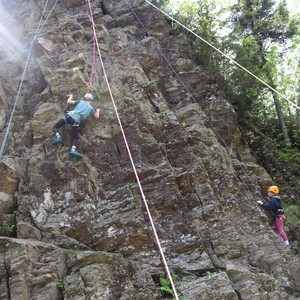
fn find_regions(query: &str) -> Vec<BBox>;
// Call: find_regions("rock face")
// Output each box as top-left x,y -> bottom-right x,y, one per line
0,0 -> 299,299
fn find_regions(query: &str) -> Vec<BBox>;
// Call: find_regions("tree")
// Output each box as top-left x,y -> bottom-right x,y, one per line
298,75 -> 300,131
227,0 -> 298,145
160,0 -> 224,74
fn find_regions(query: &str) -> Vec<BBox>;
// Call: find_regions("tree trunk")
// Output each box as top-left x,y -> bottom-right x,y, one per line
268,76 -> 291,145
297,76 -> 300,131
273,94 -> 290,144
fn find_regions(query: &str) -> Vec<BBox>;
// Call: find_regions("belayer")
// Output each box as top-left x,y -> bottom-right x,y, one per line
257,185 -> 289,246
52,93 -> 100,159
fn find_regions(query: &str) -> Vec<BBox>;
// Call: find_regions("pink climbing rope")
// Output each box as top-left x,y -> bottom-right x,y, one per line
86,0 -> 97,93
86,1 -> 180,299
87,35 -> 96,93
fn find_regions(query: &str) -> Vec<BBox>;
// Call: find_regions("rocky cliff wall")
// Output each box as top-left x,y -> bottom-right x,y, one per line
0,0 -> 299,299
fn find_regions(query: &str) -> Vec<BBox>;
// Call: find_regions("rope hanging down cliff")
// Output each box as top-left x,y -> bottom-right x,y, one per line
0,0 -> 60,162
86,35 -> 96,93
86,1 -> 180,299
144,0 -> 300,112
127,1 -> 265,200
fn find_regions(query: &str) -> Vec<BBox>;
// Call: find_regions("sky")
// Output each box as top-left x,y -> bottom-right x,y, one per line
284,0 -> 299,14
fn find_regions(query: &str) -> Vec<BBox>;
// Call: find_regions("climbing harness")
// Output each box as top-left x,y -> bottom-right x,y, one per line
0,0 -> 60,161
144,0 -> 300,112
86,1 -> 180,299
63,114 -> 80,127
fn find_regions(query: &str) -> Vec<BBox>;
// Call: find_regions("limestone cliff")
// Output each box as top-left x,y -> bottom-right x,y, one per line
0,0 -> 299,299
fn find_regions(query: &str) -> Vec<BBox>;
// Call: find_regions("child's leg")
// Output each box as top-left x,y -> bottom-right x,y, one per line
71,126 -> 79,149
69,126 -> 82,159
52,118 -> 66,144
274,216 -> 288,242
52,118 -> 66,135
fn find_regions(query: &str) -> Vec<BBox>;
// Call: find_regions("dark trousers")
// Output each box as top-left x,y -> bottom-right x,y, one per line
52,115 -> 79,147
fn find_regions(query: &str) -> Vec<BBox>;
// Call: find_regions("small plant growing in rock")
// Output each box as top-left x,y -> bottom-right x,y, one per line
128,180 -> 135,189
4,223 -> 15,233
57,278 -> 64,290
160,114 -> 168,125
68,245 -> 82,254
181,121 -> 187,128
58,171 -> 66,181
60,28 -> 69,36
157,274 -> 188,300
158,275 -> 173,296
203,271 -> 218,278
149,78 -> 159,86
158,274 -> 180,296
48,228 -> 60,237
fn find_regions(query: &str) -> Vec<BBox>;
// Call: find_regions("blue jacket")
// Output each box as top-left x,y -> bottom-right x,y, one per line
67,100 -> 95,124
262,196 -> 284,216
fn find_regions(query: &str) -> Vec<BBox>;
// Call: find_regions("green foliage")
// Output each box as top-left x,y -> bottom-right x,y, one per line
68,245 -> 82,254
222,0 -> 300,145
181,121 -> 187,128
230,0 -> 297,42
157,274 -> 187,299
278,148 -> 300,175
149,78 -> 159,86
57,278 -> 65,290
160,0 -> 300,164
284,204 -> 300,225
227,0 -> 292,103
166,0 -> 224,73
127,181 -> 135,189
58,171 -> 66,181
160,114 -> 168,125
60,28 -> 69,36
4,223 -> 15,233
48,228 -> 60,237
202,270 -> 218,278
159,276 -> 173,296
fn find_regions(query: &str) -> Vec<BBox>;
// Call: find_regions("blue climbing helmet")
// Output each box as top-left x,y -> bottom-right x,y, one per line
84,93 -> 94,101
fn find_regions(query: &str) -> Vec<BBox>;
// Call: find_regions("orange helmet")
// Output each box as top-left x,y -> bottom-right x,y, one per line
268,185 -> 279,194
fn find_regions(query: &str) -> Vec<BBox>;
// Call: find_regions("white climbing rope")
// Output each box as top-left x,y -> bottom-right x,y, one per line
87,1 -> 180,299
0,0 -> 60,161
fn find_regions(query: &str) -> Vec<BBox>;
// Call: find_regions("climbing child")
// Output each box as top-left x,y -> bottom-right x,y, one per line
257,185 -> 289,246
52,93 -> 100,159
